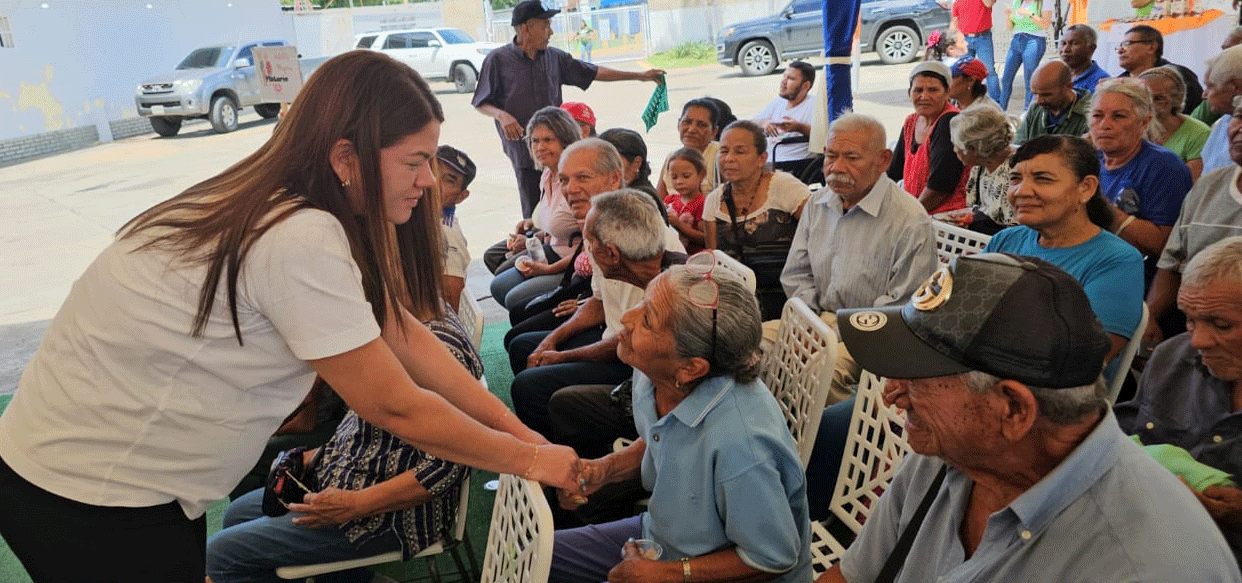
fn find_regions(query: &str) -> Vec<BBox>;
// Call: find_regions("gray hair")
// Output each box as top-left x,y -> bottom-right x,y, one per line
1209,45 -> 1242,86
828,110 -> 887,152
1139,65 -> 1187,115
950,105 -> 1015,159
1064,24 -> 1097,45
526,106 -> 581,170
560,137 -> 625,184
661,265 -> 762,383
1183,236 -> 1242,289
1092,77 -> 1159,140
962,371 -> 1106,426
587,188 -> 665,261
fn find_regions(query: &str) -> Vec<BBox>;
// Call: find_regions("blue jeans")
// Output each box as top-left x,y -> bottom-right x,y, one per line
999,32 -> 1046,111
206,489 -> 402,583
964,29 -> 1001,102
805,396 -> 856,522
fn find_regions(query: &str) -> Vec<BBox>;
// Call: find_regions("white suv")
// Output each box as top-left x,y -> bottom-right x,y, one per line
354,28 -> 501,93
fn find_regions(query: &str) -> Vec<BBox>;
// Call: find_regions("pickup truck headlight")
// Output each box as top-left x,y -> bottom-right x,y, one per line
175,79 -> 203,93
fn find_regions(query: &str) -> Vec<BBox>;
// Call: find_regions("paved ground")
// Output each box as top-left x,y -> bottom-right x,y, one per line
0,55 -> 993,395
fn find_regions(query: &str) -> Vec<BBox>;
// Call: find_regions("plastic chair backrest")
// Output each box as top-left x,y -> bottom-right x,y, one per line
458,289 -> 485,351
1107,303 -> 1149,404
932,221 -> 991,264
760,297 -> 838,468
480,475 -> 554,583
810,371 -> 912,573
712,249 -> 757,293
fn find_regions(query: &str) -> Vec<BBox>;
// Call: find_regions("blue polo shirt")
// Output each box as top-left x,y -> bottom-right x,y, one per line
1072,60 -> 1110,93
632,372 -> 812,582
840,411 -> 1241,583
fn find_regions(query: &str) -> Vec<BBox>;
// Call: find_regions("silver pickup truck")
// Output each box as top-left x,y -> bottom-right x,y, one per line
135,40 -> 326,137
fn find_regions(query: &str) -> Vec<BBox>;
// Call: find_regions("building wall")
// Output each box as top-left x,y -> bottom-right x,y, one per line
648,0 -> 781,53
0,0 -> 292,145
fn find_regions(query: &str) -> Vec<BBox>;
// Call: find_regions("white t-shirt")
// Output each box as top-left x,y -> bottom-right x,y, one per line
753,96 -> 816,162
590,226 -> 685,339
0,209 -> 380,519
441,215 -> 470,279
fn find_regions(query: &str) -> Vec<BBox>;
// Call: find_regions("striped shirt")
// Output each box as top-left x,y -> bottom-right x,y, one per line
780,175 -> 939,313
312,306 -> 483,558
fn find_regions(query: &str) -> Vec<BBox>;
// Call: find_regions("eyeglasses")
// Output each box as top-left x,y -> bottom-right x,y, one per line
685,251 -> 720,364
1118,39 -> 1155,49
275,469 -> 312,510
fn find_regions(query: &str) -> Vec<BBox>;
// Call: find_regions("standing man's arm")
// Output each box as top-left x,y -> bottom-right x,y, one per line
593,66 -> 666,83
476,104 -> 525,141
981,0 -> 996,7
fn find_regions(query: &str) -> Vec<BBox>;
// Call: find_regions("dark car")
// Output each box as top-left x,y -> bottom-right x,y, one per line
716,0 -> 951,75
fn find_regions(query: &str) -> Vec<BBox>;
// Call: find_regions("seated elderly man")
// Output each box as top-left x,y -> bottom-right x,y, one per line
817,253 -> 1240,583
780,112 -> 939,400
1201,45 -> 1242,177
509,173 -> 685,439
1146,99 -> 1242,341
1118,236 -> 1242,560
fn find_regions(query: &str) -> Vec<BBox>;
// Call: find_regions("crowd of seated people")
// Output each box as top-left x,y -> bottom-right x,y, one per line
28,21 -> 1241,583
473,20 -> 1242,583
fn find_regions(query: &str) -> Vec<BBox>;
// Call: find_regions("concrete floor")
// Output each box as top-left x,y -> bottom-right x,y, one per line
0,55 -> 941,395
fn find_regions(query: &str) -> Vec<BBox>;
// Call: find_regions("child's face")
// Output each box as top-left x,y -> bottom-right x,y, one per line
668,158 -> 703,198
437,165 -> 470,208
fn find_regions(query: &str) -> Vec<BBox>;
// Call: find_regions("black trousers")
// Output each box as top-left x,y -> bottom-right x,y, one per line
0,454 -> 207,583
514,165 -> 543,220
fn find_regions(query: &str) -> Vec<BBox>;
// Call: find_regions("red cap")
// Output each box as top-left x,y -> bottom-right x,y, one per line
561,102 -> 596,127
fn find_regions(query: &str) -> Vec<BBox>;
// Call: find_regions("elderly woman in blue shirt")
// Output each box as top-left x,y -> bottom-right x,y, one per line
549,253 -> 812,583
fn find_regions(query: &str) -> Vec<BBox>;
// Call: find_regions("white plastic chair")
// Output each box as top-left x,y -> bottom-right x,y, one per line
276,473 -> 477,582
1107,303 -> 1149,404
712,249 -> 757,293
760,297 -> 838,468
479,474 -> 554,583
809,371 -> 912,573
932,221 -> 992,264
458,289 -> 485,352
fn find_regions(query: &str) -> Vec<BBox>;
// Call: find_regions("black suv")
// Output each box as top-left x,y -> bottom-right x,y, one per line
716,0 -> 951,75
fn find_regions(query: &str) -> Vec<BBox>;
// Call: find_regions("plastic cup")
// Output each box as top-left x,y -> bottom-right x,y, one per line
623,539 -> 663,560
515,256 -> 532,271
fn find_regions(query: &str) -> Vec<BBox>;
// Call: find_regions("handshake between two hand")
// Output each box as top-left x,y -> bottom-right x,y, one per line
555,456 -> 613,511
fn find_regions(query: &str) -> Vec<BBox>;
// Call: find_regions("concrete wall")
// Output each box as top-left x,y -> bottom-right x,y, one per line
648,0 -> 782,53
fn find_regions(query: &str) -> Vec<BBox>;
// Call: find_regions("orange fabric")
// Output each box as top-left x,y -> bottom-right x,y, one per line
1099,9 -> 1225,33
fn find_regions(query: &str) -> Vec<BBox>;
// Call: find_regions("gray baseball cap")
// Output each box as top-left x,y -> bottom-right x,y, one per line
838,253 -> 1110,388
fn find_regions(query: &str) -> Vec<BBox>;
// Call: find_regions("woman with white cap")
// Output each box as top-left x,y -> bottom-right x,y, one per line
887,60 -> 971,214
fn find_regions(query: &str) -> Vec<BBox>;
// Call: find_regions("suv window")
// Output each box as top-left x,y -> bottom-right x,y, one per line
177,46 -> 232,69
438,28 -> 475,44
408,32 -> 437,48
790,0 -> 818,13
384,33 -> 412,49
356,34 -> 377,49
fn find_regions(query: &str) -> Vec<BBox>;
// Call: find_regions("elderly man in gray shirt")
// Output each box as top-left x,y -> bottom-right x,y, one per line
780,112 -> 938,402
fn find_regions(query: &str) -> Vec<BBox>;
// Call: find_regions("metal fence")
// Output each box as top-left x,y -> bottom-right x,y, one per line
489,4 -> 650,64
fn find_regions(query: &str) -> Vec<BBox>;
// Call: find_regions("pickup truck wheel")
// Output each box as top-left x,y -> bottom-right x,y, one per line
149,116 -> 181,137
209,96 -> 239,133
453,64 -> 478,93
738,40 -> 777,76
876,25 -> 919,65
254,103 -> 281,119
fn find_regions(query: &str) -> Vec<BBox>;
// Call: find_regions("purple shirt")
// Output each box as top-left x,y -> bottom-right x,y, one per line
471,41 -> 597,168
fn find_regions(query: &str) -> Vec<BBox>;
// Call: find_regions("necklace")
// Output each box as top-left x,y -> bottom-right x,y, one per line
731,174 -> 768,217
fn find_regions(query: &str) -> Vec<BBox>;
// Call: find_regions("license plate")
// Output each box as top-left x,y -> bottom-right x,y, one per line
151,105 -> 165,115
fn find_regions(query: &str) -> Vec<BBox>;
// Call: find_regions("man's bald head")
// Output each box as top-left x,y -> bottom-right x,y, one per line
1030,60 -> 1076,114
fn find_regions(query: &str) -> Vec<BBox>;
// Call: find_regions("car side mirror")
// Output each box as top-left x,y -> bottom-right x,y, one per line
781,8 -> 793,18
428,40 -> 441,48
234,57 -> 251,68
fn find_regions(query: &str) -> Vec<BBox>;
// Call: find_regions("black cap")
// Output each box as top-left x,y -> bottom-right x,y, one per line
838,253 -> 1110,388
511,0 -> 559,25
436,145 -> 477,187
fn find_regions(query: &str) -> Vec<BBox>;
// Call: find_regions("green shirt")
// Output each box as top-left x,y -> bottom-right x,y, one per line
1163,115 -> 1212,162
1015,88 -> 1092,143
1011,0 -> 1044,34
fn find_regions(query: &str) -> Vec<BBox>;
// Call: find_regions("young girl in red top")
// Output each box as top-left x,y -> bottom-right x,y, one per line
663,147 -> 708,253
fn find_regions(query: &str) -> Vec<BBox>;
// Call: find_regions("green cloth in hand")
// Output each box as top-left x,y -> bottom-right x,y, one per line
1132,435 -> 1236,492
641,77 -> 668,132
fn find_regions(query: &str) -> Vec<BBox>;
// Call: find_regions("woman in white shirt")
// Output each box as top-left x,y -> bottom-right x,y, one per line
0,50 -> 579,583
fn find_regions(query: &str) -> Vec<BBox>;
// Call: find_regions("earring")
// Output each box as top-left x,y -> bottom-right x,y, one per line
341,179 -> 350,188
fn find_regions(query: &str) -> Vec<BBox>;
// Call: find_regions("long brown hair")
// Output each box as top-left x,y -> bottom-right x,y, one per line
119,50 -> 445,342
